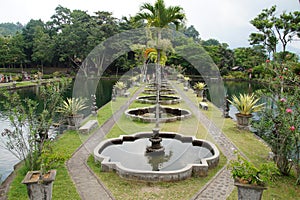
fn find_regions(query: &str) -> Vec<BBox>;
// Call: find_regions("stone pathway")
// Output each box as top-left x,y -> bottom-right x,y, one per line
68,82 -> 241,200
171,83 -> 238,200
67,87 -> 144,200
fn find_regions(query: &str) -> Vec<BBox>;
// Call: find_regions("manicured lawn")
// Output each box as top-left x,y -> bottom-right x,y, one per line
173,81 -> 300,200
88,154 -> 226,200
6,81 -> 299,200
7,131 -> 82,200
88,82 -> 226,199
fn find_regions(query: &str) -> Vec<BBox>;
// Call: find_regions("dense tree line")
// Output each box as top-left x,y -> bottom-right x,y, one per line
0,4 -> 299,77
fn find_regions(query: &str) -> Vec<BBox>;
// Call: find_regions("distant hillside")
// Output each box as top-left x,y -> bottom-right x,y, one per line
0,22 -> 23,36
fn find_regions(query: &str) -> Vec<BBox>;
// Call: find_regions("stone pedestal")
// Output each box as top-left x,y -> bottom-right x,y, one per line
146,128 -> 164,154
22,170 -> 56,200
235,182 -> 267,200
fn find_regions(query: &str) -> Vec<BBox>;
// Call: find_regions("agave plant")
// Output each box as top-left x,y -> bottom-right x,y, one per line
114,81 -> 126,90
57,97 -> 88,116
183,76 -> 190,81
193,82 -> 206,90
228,93 -> 264,115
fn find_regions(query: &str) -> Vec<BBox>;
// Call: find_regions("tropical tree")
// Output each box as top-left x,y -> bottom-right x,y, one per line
135,0 -> 185,38
249,5 -> 300,59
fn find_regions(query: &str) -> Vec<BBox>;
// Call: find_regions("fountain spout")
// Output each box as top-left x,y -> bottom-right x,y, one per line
146,128 -> 165,154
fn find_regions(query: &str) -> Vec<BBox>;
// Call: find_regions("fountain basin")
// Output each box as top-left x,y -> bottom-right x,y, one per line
94,132 -> 219,182
136,95 -> 181,105
125,106 -> 192,123
143,88 -> 176,95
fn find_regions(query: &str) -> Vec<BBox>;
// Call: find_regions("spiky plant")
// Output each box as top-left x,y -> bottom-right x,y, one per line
193,82 -> 206,90
57,97 -> 88,116
228,93 -> 264,115
114,81 -> 126,90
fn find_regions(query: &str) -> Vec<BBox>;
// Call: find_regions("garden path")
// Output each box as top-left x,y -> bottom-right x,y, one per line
172,83 -> 238,200
67,87 -> 144,200
68,82 -> 240,200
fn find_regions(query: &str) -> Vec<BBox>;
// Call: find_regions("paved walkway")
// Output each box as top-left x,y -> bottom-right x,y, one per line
67,87 -> 144,200
68,82 -> 240,200
171,83 -> 238,200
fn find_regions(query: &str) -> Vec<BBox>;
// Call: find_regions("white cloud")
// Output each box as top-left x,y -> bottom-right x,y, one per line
0,0 -> 299,48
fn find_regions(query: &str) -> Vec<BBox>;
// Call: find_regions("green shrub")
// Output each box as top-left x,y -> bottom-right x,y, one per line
230,71 -> 246,80
53,71 -> 61,77
12,74 -> 22,82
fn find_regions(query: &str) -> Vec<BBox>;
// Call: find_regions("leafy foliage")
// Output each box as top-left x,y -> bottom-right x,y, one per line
0,78 -> 71,170
134,0 -> 185,30
228,93 -> 264,115
229,153 -> 279,186
56,97 -> 88,116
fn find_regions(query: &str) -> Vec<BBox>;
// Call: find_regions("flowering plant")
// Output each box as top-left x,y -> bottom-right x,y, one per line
253,90 -> 300,184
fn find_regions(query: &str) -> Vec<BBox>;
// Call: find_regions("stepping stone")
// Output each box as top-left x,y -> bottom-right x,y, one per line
79,120 -> 98,134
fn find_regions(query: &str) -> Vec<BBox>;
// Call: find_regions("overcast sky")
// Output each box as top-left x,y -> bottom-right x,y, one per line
1,0 -> 299,51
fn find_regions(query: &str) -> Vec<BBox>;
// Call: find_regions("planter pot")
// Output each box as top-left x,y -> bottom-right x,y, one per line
235,113 -> 252,130
67,114 -> 84,128
234,182 -> 267,200
22,170 -> 56,200
116,89 -> 125,97
196,90 -> 204,97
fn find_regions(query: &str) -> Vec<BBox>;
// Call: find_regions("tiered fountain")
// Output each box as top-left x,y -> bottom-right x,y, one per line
94,47 -> 219,182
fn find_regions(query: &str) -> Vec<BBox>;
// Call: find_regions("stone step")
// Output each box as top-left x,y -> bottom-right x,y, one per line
79,120 -> 98,134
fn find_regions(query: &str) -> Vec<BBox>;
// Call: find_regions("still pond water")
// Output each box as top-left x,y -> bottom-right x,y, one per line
0,79 -> 116,183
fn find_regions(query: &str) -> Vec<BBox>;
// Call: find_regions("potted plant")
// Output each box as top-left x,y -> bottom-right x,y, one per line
130,76 -> 138,87
229,154 -> 279,200
228,93 -> 264,129
193,82 -> 206,97
177,74 -> 184,82
22,169 -> 57,200
183,76 -> 190,88
114,81 -> 126,96
57,97 -> 88,128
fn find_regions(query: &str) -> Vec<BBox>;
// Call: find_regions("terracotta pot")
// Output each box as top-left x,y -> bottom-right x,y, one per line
234,182 -> 267,200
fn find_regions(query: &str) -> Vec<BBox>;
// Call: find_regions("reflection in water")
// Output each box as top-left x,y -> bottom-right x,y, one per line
146,151 -> 173,171
100,138 -> 213,171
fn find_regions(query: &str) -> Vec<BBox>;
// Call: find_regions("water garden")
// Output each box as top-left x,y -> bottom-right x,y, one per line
1,0 -> 300,200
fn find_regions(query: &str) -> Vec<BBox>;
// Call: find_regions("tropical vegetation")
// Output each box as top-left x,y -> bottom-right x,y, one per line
229,153 -> 279,186
228,93 -> 264,115
56,97 -> 88,117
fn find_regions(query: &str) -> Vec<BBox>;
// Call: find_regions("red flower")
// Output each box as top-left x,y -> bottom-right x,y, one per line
290,126 -> 295,131
266,59 -> 270,63
286,108 -> 292,113
279,76 -> 283,80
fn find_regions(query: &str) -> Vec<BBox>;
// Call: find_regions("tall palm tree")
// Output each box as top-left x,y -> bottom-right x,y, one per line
135,0 -> 185,32
135,0 -> 185,130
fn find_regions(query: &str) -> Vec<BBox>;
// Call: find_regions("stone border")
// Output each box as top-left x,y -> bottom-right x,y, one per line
136,95 -> 181,105
124,106 -> 192,123
143,89 -> 176,95
94,132 -> 219,182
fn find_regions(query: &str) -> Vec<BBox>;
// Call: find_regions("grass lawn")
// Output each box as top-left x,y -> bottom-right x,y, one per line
5,85 -> 141,199
87,83 -> 226,199
88,154 -> 226,200
6,81 -> 299,200
173,81 -> 300,199
7,131 -> 82,200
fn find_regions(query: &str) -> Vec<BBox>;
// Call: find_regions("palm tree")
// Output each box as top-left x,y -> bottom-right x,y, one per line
135,0 -> 185,130
135,0 -> 185,32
